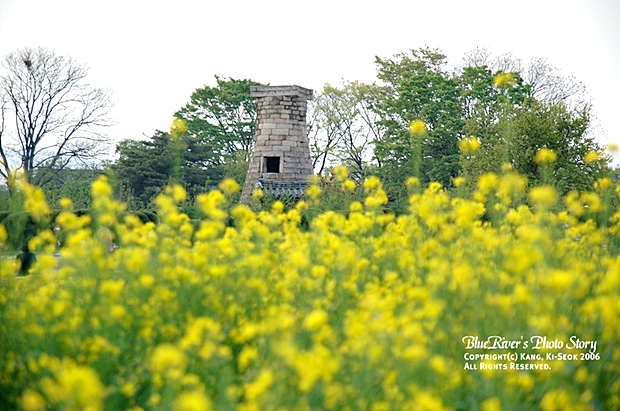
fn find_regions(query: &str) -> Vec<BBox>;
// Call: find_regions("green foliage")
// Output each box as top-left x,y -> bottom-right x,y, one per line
369,49 -> 458,212
371,49 -> 533,197
302,177 -> 364,223
221,151 -> 250,188
175,76 -> 265,164
310,81 -> 384,181
112,131 -> 223,209
461,99 -> 611,196
35,167 -> 101,211
459,65 -> 530,122
0,187 -> 30,250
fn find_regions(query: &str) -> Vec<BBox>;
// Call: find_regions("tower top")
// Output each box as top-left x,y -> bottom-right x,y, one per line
250,85 -> 313,100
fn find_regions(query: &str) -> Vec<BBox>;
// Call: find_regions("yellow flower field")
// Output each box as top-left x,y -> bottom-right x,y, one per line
1,171 -> 619,411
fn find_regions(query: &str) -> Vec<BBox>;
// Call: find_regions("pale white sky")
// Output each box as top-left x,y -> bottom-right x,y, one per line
1,0 -> 619,158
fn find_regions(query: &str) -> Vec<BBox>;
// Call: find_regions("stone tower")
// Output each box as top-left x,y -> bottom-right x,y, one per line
241,85 -> 313,200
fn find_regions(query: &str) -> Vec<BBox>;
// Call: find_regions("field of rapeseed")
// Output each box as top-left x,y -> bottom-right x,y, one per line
1,165 -> 619,411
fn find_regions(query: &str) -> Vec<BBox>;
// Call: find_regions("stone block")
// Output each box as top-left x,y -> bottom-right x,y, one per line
272,128 -> 289,136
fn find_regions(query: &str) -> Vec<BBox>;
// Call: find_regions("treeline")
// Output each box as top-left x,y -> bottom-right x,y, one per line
123,50 -> 611,208
115,48 -> 614,212
1,47 -> 616,248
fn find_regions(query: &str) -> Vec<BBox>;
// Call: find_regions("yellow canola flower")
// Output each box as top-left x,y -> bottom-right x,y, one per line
20,180 -> 50,223
244,369 -> 273,401
341,179 -> 356,192
363,176 -> 381,191
218,178 -> 240,196
493,72 -> 516,87
100,279 -> 125,300
349,201 -> 363,212
458,136 -> 481,154
165,185 -> 187,203
251,187 -> 264,200
91,175 -> 113,198
306,184 -> 322,200
409,119 -> 427,136
452,198 -> 485,226
584,150 -> 600,164
411,390 -> 449,411
0,224 -> 7,247
581,191 -> 602,212
406,177 -> 420,190
540,389 -> 572,411
121,382 -> 136,397
174,390 -> 212,411
453,176 -> 466,187
272,201 -> 284,214
170,118 -> 188,139
237,346 -> 258,371
529,185 -> 557,209
594,177 -> 612,190
481,397 -> 502,411
304,309 -> 329,331
150,343 -> 187,379
59,197 -> 73,210
365,190 -> 388,208
535,148 -> 557,164
497,172 -> 527,205
293,345 -> 340,392
196,190 -> 227,220
4,169 -> 620,411
41,362 -> 105,411
478,173 -> 499,194
21,389 -> 46,411
332,165 -> 349,181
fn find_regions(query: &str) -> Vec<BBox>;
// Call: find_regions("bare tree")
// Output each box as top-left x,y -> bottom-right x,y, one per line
461,47 -> 587,109
309,81 -> 384,180
0,47 -> 113,185
0,95 -> 9,178
307,92 -> 343,176
524,56 -> 587,106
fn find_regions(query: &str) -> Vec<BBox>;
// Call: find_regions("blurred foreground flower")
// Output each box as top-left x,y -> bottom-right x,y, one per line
409,119 -> 427,136
458,136 -> 481,154
170,118 -> 188,139
535,148 -> 557,164
493,72 -> 516,87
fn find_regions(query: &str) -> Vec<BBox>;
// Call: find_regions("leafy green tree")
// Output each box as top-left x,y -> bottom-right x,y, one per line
310,81 -> 385,181
456,49 -> 608,196
462,99 -> 611,196
371,49 -> 531,189
459,65 -> 530,122
112,133 -> 172,208
112,131 -> 223,209
36,166 -> 101,211
369,48 -> 464,211
174,76 -> 265,171
0,186 -> 33,250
